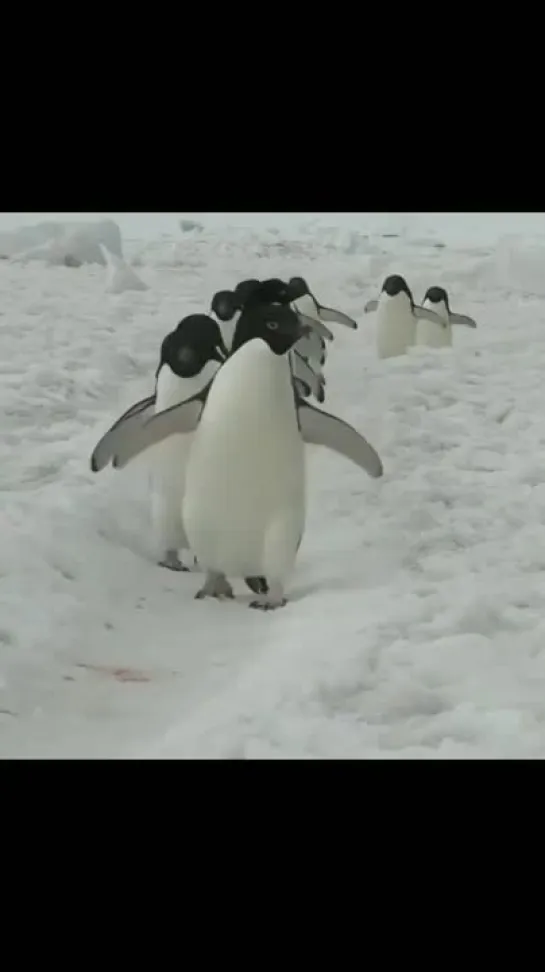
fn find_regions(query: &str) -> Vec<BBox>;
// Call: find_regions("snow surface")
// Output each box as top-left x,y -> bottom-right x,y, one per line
2,213 -> 545,759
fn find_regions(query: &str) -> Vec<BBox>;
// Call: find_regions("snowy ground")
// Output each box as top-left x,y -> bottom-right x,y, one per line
2,213 -> 545,759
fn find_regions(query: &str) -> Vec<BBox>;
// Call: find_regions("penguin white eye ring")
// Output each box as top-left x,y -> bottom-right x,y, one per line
266,320 -> 279,331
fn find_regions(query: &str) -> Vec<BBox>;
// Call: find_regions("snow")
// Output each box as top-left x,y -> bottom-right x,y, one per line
2,212 -> 545,758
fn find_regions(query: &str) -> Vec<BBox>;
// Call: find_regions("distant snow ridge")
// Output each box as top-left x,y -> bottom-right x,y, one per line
3,219 -> 124,267
100,245 -> 148,294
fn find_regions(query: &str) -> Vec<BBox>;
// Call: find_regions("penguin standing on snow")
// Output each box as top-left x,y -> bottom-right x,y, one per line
109,301 -> 383,610
416,285 -> 477,348
90,314 -> 228,571
364,274 -> 446,359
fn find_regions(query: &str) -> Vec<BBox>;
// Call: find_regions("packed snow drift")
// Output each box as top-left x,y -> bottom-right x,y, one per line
2,212 -> 545,759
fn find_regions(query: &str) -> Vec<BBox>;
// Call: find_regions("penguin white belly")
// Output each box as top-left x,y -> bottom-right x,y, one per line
376,306 -> 416,359
416,313 -> 452,348
183,340 -> 306,580
150,361 -> 219,554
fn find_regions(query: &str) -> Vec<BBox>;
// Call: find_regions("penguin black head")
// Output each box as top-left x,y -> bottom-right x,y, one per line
382,274 -> 414,304
287,276 -> 311,301
231,303 -> 310,356
234,279 -> 261,306
245,278 -> 291,306
423,285 -> 450,312
211,289 -> 240,323
159,314 -> 228,379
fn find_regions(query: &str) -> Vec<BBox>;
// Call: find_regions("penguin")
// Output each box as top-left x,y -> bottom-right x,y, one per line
107,302 -> 383,611
211,279 -> 333,403
363,274 -> 446,359
416,285 -> 477,348
90,314 -> 228,572
288,275 -> 358,372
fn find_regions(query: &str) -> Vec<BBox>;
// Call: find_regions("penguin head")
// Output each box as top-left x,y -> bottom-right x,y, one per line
381,274 -> 414,307
211,289 -> 240,323
287,276 -> 311,301
234,279 -> 261,306
160,314 -> 228,378
423,285 -> 450,314
232,303 -> 311,356
239,278 -> 292,307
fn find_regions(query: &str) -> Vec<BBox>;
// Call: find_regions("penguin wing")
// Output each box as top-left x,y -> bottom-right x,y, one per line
364,299 -> 379,313
90,395 -> 156,472
413,305 -> 448,327
291,351 -> 325,403
450,311 -> 477,328
298,312 -> 334,342
317,304 -> 358,329
297,400 -> 383,478
111,388 -> 210,470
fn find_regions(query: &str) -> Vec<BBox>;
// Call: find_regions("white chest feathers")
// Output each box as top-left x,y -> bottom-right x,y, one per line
416,299 -> 452,348
150,359 -> 221,554
376,291 -> 416,359
182,339 -> 306,580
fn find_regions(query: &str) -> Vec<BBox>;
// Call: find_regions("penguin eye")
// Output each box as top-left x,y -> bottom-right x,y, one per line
266,321 -> 279,331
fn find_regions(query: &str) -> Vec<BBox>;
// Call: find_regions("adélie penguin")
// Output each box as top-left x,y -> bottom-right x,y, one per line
288,275 -> 358,373
211,279 -> 332,403
89,314 -> 228,571
110,301 -> 383,611
364,274 -> 446,359
416,285 -> 477,348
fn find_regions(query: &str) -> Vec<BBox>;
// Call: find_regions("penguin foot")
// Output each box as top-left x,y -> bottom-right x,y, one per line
245,576 -> 269,595
195,572 -> 235,601
158,550 -> 189,572
249,596 -> 287,611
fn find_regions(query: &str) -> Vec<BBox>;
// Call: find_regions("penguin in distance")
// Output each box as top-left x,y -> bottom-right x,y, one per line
109,301 -> 383,610
364,274 -> 446,359
416,285 -> 477,348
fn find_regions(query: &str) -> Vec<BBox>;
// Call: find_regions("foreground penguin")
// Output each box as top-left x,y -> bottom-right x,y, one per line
364,274 -> 446,359
416,286 -> 477,348
109,303 -> 383,610
90,314 -> 228,571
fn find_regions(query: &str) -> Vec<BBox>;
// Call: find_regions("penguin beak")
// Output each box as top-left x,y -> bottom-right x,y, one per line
296,312 -> 334,341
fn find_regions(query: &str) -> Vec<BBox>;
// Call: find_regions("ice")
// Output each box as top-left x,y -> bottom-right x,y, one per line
1,218 -> 123,266
2,212 -> 545,758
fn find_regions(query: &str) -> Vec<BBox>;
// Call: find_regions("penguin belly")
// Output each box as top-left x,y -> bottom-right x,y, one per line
376,307 -> 416,359
416,316 -> 452,349
182,340 -> 306,582
150,361 -> 219,556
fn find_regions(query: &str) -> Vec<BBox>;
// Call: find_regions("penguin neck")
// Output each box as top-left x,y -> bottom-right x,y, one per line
380,291 -> 414,318
424,299 -> 449,324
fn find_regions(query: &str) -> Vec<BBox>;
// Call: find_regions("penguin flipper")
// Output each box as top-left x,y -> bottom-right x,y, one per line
291,351 -> 325,403
112,392 -> 207,470
90,395 -> 156,472
297,312 -> 334,342
317,304 -> 358,329
450,312 -> 477,328
413,305 -> 447,327
364,299 -> 379,313
297,400 -> 383,478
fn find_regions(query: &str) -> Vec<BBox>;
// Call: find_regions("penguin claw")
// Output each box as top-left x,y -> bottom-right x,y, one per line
249,598 -> 287,611
195,573 -> 235,600
158,556 -> 189,572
